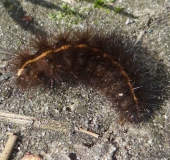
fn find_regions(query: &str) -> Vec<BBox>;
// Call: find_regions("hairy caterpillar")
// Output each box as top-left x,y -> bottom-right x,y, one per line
9,27 -> 169,123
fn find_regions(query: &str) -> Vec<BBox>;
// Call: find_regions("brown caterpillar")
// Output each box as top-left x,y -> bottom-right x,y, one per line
9,27 -> 169,123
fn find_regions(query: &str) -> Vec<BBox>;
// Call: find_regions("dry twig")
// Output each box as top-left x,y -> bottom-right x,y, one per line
0,110 -> 71,132
77,127 -> 99,138
0,132 -> 18,160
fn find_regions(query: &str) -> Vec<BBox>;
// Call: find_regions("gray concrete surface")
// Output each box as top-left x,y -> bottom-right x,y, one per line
0,0 -> 170,159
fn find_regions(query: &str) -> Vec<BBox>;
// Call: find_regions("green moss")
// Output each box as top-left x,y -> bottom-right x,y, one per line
61,2 -> 67,10
48,2 -> 82,24
93,0 -> 105,8
114,6 -> 124,13
61,2 -> 76,15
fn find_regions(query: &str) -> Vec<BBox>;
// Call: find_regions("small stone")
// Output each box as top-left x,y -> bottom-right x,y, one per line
125,18 -> 134,25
